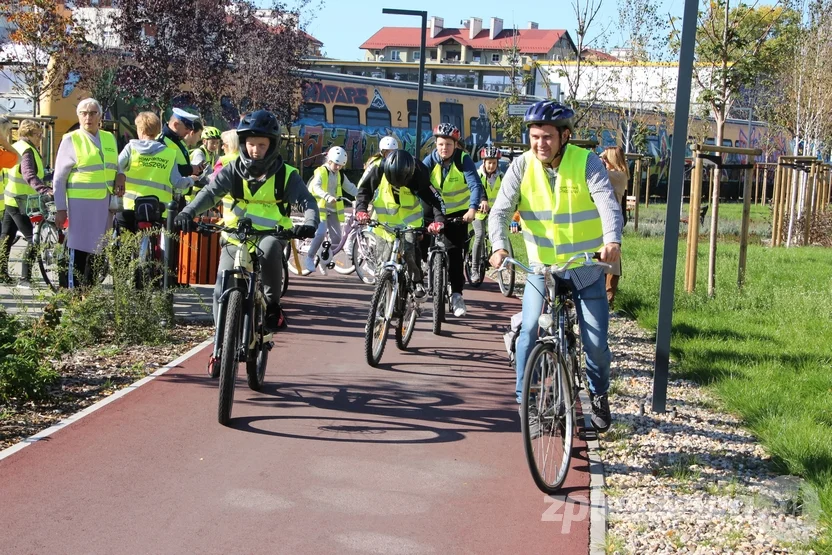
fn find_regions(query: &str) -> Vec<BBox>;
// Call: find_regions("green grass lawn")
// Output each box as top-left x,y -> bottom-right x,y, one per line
617,234 -> 832,552
633,202 -> 773,241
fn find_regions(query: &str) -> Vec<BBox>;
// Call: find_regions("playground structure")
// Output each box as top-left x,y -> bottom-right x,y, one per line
684,143 -> 761,295
770,156 -> 831,247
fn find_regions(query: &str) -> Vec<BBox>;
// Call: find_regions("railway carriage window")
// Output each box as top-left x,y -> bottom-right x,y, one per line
366,108 -> 392,128
439,102 -> 464,133
333,106 -> 360,126
408,112 -> 431,129
299,103 -> 327,122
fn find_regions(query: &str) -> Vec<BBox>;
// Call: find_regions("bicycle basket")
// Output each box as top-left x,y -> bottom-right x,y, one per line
24,194 -> 42,216
134,195 -> 162,223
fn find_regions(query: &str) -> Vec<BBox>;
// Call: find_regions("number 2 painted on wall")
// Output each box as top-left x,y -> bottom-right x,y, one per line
396,111 -> 402,122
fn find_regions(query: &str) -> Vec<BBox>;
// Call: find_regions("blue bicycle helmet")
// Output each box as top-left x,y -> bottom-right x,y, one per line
523,101 -> 575,131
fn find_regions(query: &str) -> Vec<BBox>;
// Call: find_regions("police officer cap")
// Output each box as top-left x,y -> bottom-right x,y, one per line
172,107 -> 200,129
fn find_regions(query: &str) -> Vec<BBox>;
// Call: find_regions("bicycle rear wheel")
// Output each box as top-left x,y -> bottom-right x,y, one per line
395,288 -> 417,350
246,299 -> 268,391
218,290 -> 243,425
498,241 -> 515,297
280,253 -> 289,297
431,254 -> 445,335
35,221 -> 63,292
522,342 -> 574,494
364,268 -> 393,366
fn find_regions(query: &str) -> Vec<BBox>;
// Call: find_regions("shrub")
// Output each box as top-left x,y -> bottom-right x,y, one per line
0,310 -> 58,403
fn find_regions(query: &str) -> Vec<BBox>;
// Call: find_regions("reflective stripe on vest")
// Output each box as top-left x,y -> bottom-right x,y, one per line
221,165 -> 297,248
123,145 -> 178,213
67,130 -> 118,200
475,169 -> 501,221
430,150 -> 470,213
372,175 -> 423,242
312,165 -> 345,222
517,146 -> 603,265
4,140 -> 44,207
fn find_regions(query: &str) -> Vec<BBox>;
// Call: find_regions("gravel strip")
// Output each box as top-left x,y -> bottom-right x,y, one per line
603,315 -> 820,554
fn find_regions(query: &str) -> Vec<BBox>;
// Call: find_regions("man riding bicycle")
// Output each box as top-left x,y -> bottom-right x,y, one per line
175,110 -> 319,332
471,145 -> 503,278
355,149 -> 446,300
488,101 -> 623,432
422,123 -> 484,317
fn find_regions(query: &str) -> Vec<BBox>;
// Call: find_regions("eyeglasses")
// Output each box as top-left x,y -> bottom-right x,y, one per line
79,111 -> 100,117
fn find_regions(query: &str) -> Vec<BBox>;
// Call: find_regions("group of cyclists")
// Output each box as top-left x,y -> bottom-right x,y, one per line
0,98 -> 622,433
171,99 -> 622,434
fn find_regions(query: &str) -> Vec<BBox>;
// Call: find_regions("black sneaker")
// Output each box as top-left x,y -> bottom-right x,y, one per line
590,392 -> 612,432
414,283 -> 427,300
265,304 -> 288,332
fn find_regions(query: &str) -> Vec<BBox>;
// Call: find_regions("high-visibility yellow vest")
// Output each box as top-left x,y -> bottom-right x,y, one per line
429,150 -> 471,213
0,169 -> 6,213
372,176 -> 423,242
221,165 -> 296,250
4,140 -> 44,208
123,145 -> 178,215
218,152 -> 238,168
66,130 -> 118,201
185,146 -> 220,203
161,134 -> 188,167
476,169 -> 502,221
311,165 -> 345,222
517,145 -> 603,265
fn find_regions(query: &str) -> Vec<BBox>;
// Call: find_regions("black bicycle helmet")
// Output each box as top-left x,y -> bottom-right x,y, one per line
236,110 -> 281,175
382,149 -> 416,186
523,101 -> 575,131
479,145 -> 502,160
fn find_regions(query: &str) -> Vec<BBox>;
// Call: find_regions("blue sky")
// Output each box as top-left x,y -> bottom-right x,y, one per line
269,0 -> 686,61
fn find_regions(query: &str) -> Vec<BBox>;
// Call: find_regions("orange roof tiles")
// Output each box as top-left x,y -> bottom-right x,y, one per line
360,27 -> 567,54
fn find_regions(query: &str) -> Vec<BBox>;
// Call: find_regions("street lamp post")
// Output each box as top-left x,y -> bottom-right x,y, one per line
382,8 -> 427,156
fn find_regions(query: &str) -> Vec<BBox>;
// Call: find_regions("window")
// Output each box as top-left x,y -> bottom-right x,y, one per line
491,53 -> 501,63
412,51 -> 421,61
365,107 -> 392,128
428,49 -> 437,60
299,103 -> 327,122
408,112 -> 432,130
333,106 -> 360,126
439,102 -> 464,133
407,99 -> 431,114
390,50 -> 401,61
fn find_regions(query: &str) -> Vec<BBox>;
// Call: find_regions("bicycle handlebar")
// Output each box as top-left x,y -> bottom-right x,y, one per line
498,252 -> 612,275
194,219 -> 298,241
364,219 -> 427,236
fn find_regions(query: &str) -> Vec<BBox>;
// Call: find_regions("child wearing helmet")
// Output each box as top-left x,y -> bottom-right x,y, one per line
188,126 -> 223,200
356,135 -> 400,190
174,109 -> 320,333
471,145 -> 503,277
304,146 -> 359,273
422,123 -> 485,318
354,149 -> 445,300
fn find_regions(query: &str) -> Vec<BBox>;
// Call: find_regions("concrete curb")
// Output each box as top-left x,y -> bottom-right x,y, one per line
579,390 -> 608,555
0,338 -> 213,463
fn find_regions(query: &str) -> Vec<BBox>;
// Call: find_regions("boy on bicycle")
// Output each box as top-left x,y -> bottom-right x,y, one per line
115,112 -> 195,233
422,124 -> 485,317
487,101 -> 622,432
355,149 -> 445,300
305,146 -> 358,273
175,110 -> 319,332
471,145 -> 503,278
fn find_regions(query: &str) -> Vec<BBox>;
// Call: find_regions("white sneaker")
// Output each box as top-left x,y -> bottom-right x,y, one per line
450,293 -> 466,317
304,256 -> 317,274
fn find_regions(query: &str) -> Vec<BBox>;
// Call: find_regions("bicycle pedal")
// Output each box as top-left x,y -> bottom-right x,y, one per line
326,262 -> 335,269
262,333 -> 274,343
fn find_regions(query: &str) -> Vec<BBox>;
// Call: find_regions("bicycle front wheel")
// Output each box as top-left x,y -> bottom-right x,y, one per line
35,221 -> 63,292
331,232 -> 355,275
280,252 -> 289,298
246,299 -> 268,392
431,254 -> 445,335
522,342 -> 574,494
218,290 -> 243,425
352,230 -> 378,285
364,269 -> 394,366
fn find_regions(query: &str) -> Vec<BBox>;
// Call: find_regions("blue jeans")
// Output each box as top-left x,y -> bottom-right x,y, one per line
514,273 -> 611,403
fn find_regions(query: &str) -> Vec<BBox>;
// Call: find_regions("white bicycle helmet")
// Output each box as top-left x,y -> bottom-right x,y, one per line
379,136 -> 399,151
326,146 -> 348,166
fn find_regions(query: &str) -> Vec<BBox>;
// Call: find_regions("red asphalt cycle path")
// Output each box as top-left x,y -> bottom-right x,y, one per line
0,273 -> 592,555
